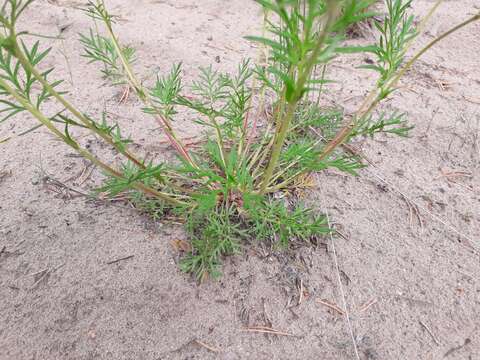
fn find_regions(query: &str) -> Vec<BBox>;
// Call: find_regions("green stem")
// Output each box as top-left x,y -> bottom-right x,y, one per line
11,38 -> 147,171
11,36 -> 181,191
0,76 -> 185,206
250,128 -> 274,177
239,8 -> 270,165
317,10 -> 480,163
211,115 -> 228,170
264,170 -> 303,193
258,2 -> 339,194
258,101 -> 296,193
268,9 -> 480,193
98,5 -> 198,168
388,12 -> 480,92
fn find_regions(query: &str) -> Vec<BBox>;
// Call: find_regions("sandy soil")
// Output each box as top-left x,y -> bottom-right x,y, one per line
1,1 -> 479,359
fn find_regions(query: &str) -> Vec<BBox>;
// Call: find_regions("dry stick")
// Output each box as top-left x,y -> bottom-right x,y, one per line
43,175 -> 90,198
193,339 -> 220,353
400,193 -> 424,232
262,298 -> 273,328
118,85 -> 130,104
444,338 -> 471,358
30,270 -> 49,289
106,255 -> 134,265
419,320 -> 441,346
364,167 -> 478,253
316,299 -> 345,315
416,0 -> 444,35
30,263 -> 65,290
314,129 -> 474,251
315,64 -> 328,106
463,96 -> 480,105
321,201 -> 360,360
41,171 -> 145,211
243,83 -> 267,164
357,298 -> 377,314
249,123 -> 275,176
298,278 -> 304,305
77,163 -> 95,186
242,7 -> 270,160
329,213 -> 360,360
60,39 -> 74,87
27,268 -> 48,278
243,326 -> 294,337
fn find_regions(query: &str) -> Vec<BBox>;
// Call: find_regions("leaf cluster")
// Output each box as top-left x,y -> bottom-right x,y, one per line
0,41 -> 62,122
79,29 -> 136,84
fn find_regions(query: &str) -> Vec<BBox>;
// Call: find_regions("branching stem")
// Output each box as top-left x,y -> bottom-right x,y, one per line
258,1 -> 340,194
96,0 -> 198,168
0,75 -> 184,205
11,33 -> 147,170
316,10 -> 480,164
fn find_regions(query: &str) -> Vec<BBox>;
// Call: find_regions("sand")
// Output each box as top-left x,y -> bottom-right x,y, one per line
1,0 -> 479,359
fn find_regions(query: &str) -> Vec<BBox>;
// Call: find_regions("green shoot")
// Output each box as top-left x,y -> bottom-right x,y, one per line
79,29 -> 136,84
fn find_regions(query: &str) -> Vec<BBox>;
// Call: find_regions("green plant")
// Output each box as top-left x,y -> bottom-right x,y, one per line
1,0 -> 478,280
79,28 -> 136,84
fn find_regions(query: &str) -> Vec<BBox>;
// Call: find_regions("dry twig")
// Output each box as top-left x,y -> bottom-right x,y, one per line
298,278 -> 304,305
106,255 -> 134,265
316,298 -> 345,315
357,298 -> 378,314
30,263 -> 65,290
194,339 -> 220,353
320,199 -> 360,360
419,320 -> 441,346
243,326 -> 294,337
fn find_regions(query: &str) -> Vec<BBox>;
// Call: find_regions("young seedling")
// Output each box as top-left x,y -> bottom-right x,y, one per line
0,0 -> 478,281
